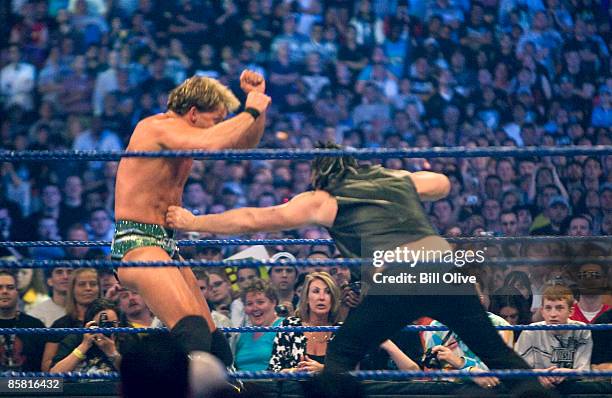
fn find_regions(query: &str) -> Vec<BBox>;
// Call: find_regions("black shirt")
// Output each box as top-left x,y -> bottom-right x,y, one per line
49,315 -> 82,344
0,313 -> 46,371
591,309 -> 612,365
325,166 -> 437,258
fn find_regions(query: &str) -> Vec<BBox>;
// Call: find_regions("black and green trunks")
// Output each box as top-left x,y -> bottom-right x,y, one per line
110,220 -> 179,260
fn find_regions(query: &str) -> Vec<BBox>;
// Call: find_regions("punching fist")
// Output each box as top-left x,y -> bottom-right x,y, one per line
240,70 -> 265,94
166,206 -> 196,230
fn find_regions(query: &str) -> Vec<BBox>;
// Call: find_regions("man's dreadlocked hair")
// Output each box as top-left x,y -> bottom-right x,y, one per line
311,142 -> 359,190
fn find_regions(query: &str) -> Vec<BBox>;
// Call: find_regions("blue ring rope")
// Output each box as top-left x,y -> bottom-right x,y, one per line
0,257 -> 608,269
0,371 -> 119,380
1,323 -> 610,335
0,258 -> 361,269
1,369 -> 611,381
1,146 -> 611,161
1,235 -> 610,248
219,323 -> 612,332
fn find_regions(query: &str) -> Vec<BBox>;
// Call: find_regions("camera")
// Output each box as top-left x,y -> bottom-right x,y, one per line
348,281 -> 361,294
422,348 -> 442,369
98,312 -> 115,335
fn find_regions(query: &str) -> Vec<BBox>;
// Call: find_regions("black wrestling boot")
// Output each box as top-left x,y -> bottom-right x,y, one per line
171,315 -> 212,353
210,329 -> 233,367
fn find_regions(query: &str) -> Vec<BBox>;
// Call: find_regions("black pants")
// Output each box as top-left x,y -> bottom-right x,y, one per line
325,286 -> 531,376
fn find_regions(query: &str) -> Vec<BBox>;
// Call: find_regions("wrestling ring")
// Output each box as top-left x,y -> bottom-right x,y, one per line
0,145 -> 611,397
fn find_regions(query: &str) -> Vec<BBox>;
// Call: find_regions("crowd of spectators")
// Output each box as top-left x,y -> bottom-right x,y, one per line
0,0 -> 610,383
1,0 -> 611,244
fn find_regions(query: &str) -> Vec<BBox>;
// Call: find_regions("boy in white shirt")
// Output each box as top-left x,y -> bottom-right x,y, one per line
516,285 -> 592,388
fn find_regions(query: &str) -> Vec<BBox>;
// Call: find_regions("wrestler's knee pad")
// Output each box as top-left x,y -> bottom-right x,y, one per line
210,329 -> 233,367
171,315 -> 211,353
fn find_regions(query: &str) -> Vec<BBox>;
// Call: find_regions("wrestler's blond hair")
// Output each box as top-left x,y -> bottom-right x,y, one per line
167,76 -> 240,115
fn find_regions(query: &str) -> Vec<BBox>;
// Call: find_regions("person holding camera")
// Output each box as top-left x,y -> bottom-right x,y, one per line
326,253 -> 363,322
49,298 -> 128,373
421,282 -> 513,389
337,279 -> 362,322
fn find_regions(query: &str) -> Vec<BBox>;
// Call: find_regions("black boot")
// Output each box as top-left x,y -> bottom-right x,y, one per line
170,315 -> 211,353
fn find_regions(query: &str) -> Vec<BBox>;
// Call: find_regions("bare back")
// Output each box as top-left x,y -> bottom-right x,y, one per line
115,114 -> 193,225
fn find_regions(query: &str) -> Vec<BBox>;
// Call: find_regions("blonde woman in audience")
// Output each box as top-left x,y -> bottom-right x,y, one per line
268,272 -> 341,372
41,268 -> 100,371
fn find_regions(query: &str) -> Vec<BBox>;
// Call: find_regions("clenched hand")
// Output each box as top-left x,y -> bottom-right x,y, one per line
166,206 -> 196,230
240,70 -> 265,94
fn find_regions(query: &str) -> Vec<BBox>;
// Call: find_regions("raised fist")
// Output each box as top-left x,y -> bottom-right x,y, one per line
240,70 -> 265,94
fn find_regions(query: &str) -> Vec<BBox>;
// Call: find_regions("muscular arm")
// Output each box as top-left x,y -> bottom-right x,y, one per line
409,172 -> 451,201
154,112 -> 259,151
167,191 -> 334,234
242,110 -> 266,148
239,70 -> 267,148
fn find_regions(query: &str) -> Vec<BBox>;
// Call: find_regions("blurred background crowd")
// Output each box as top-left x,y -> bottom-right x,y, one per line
1,0 -> 611,245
